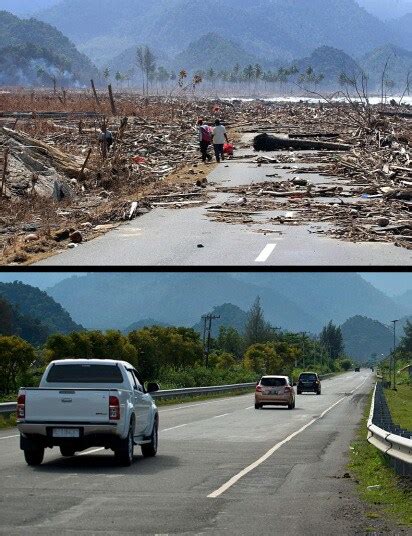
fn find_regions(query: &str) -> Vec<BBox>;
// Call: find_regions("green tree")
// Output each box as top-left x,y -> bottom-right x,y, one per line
0,297 -> 14,336
136,45 -> 156,95
128,326 -> 202,379
44,330 -> 138,365
216,326 -> 244,358
320,321 -> 344,360
0,336 -> 35,394
243,343 -> 281,375
400,320 -> 412,356
244,297 -> 274,347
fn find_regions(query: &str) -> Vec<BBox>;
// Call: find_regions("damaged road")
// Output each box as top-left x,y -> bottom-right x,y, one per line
35,136 -> 412,266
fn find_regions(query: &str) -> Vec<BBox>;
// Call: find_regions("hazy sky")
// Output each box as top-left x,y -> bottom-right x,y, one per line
0,272 -> 410,297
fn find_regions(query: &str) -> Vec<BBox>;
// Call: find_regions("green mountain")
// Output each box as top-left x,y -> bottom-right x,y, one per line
0,281 -> 83,335
37,0 -> 398,67
360,44 -> 412,91
292,46 -> 361,88
0,10 -> 99,85
0,296 -> 50,346
123,319 -> 170,334
340,315 -> 395,363
174,33 -> 261,72
192,303 -> 248,338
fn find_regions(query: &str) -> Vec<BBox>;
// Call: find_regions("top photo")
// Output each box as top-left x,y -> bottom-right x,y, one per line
0,0 -> 411,266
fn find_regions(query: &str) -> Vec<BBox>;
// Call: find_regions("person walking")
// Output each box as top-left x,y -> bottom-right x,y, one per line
197,119 -> 212,163
212,119 -> 229,163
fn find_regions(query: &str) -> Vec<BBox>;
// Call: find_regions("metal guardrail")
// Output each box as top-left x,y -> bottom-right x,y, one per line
0,374 -> 341,415
367,383 -> 412,477
0,402 -> 16,415
0,383 -> 256,416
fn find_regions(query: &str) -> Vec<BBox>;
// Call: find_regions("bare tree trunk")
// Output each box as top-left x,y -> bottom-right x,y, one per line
108,84 -> 117,115
1,147 -> 9,196
91,79 -> 100,106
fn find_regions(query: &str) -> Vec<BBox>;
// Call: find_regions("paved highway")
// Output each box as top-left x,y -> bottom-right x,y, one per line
0,371 -> 397,535
35,141 -> 412,266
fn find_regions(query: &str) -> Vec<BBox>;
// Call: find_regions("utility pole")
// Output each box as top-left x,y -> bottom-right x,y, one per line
391,320 -> 399,390
202,314 -> 220,368
300,332 -> 307,369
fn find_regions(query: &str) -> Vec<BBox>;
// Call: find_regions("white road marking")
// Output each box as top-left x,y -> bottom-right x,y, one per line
245,406 -> 255,410
0,434 -> 19,440
159,395 -> 251,414
255,244 -> 277,263
208,378 -> 369,498
161,423 -> 188,432
212,413 -> 229,419
78,447 -> 104,456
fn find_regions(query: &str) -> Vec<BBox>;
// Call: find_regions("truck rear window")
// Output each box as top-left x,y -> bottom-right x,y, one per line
260,378 -> 287,387
46,364 -> 124,383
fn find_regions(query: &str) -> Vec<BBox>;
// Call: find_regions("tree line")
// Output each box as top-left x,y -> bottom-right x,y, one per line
0,296 -> 374,396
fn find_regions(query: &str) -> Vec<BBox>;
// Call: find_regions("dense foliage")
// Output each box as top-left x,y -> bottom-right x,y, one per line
0,282 -> 83,335
0,10 -> 98,85
0,297 -> 50,346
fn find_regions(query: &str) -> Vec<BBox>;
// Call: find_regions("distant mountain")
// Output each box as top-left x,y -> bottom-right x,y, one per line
387,15 -> 412,52
292,46 -> 361,88
0,0 -> 58,16
357,0 -> 412,21
45,272 -> 406,335
174,33 -> 262,72
0,296 -> 50,346
340,315 -> 396,363
393,290 -> 412,311
0,281 -> 83,335
192,303 -> 248,337
360,44 -> 412,91
232,273 -> 407,326
37,0 -> 400,67
123,318 -> 170,334
0,272 -> 77,290
46,273 -> 319,332
0,11 -> 99,86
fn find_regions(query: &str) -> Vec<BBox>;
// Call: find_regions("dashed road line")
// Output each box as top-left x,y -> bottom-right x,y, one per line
255,243 -> 277,262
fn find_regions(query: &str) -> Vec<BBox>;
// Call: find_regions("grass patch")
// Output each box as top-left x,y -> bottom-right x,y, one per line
0,394 -> 17,403
384,384 -> 412,431
349,391 -> 412,528
0,414 -> 16,429
155,389 -> 254,407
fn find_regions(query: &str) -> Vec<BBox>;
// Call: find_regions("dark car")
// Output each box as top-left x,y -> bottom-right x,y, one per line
297,372 -> 321,395
355,367 -> 360,372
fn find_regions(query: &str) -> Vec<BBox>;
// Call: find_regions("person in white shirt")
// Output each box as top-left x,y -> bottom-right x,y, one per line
212,119 -> 229,163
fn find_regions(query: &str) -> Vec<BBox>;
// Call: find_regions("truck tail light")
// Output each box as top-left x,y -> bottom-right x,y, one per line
109,396 -> 120,420
255,385 -> 262,392
17,394 -> 25,419
284,386 -> 292,393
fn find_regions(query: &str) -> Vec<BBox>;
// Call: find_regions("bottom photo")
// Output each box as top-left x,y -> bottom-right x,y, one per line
0,271 -> 411,535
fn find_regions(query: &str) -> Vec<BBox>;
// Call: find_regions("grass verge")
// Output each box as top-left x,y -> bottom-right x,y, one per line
0,414 -> 16,429
349,391 -> 412,528
384,384 -> 412,431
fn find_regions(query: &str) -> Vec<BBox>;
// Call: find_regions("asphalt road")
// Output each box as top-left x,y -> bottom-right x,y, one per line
0,371 -> 398,536
35,142 -> 412,266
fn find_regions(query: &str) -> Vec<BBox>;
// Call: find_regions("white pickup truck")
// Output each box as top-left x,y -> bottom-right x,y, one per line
17,359 -> 160,467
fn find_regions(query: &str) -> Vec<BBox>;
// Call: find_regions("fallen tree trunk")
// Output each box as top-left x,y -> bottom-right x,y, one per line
253,133 -> 351,152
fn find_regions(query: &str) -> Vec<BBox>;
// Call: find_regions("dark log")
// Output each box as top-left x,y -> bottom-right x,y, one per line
253,133 -> 351,152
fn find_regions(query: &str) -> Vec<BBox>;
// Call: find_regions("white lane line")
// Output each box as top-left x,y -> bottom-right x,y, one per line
208,378 -> 369,499
255,244 -> 277,263
159,395 -> 251,414
78,447 -> 104,456
0,434 -> 19,440
162,423 -> 188,432
245,406 -> 255,410
212,413 -> 229,419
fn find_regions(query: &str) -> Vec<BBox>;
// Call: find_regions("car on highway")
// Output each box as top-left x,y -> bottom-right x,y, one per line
297,372 -> 321,395
17,359 -> 159,467
255,375 -> 295,409
355,367 -> 360,372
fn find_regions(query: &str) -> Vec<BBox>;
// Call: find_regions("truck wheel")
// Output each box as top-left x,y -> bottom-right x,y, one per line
254,403 -> 261,409
24,446 -> 44,466
141,417 -> 158,458
115,424 -> 134,467
60,447 -> 75,457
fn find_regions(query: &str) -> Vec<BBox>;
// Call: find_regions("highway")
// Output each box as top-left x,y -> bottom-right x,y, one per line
35,140 -> 412,267
0,371 -> 389,535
